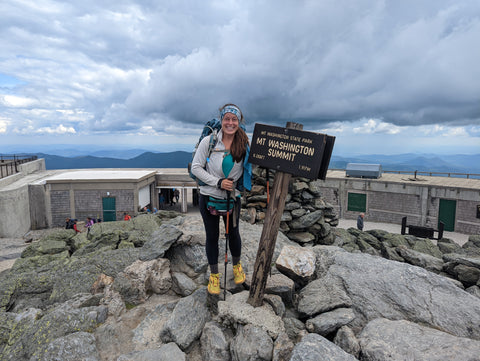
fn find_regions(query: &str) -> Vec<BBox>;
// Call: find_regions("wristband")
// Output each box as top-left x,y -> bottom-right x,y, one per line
217,178 -> 224,189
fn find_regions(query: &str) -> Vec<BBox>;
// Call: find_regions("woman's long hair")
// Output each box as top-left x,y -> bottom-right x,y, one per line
220,103 -> 249,163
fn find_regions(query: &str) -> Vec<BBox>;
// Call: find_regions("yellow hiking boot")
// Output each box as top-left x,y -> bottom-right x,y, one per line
208,273 -> 220,295
233,262 -> 246,284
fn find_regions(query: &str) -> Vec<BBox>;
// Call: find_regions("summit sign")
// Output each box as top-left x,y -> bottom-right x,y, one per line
248,123 -> 335,180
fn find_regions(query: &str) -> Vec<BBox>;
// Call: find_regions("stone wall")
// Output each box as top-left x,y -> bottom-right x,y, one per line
241,167 -> 338,245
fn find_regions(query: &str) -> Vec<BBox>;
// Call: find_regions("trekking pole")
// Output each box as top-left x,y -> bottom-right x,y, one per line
224,190 -> 231,301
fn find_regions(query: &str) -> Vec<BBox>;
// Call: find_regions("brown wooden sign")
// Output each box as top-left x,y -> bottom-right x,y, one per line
248,123 -> 335,180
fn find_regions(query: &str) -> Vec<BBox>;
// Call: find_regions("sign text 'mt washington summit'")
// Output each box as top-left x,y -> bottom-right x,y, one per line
248,123 -> 335,180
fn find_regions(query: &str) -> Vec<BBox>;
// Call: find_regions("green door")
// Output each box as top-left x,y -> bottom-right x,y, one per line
438,199 -> 456,231
347,193 -> 366,212
102,197 -> 116,222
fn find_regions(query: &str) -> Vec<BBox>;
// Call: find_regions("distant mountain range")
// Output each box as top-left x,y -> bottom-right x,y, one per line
36,151 -> 192,170
32,151 -> 480,175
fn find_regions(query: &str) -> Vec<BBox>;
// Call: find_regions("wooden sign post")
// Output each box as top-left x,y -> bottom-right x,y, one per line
246,122 -> 335,307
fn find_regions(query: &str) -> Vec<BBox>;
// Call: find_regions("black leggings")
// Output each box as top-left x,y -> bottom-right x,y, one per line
199,194 -> 242,266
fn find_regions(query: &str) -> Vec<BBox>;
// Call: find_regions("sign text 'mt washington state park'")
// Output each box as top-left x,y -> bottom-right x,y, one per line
248,123 -> 335,180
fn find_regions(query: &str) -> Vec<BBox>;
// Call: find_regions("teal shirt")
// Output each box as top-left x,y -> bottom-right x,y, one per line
222,152 -> 234,178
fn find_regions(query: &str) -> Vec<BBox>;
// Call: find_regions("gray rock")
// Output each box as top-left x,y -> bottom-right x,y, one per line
396,246 -> 444,273
248,194 -> 268,202
287,231 -> 315,244
217,291 -> 285,339
2,296 -> 107,361
264,294 -> 285,317
11,250 -> 70,273
410,237 -> 443,258
284,202 -> 301,211
29,332 -> 99,361
305,307 -> 356,336
275,245 -> 316,286
273,332 -> 294,361
313,245 -> 480,339
168,243 -> 208,277
289,210 -> 323,229
244,273 -> 294,306
466,285 -> 480,299
380,242 -> 404,262
443,253 -> 480,286
463,235 -> 480,256
289,333 -> 358,361
359,318 -> 480,361
291,181 -> 309,194
291,208 -> 307,218
332,227 -> 356,246
160,288 -> 210,350
333,326 -> 360,358
453,264 -> 480,286
230,324 -> 273,361
355,238 -> 379,256
301,190 -> 314,200
139,224 -> 182,261
297,275 -> 352,317
21,239 -> 69,258
308,180 -> 323,195
438,238 -> 464,254
117,343 -> 186,361
114,259 -> 172,305
282,317 -> 307,342
372,231 -> 410,248
200,322 -> 231,361
132,301 -> 176,351
171,272 -> 197,296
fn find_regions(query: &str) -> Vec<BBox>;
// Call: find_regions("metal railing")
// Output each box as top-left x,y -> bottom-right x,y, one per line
382,170 -> 480,179
0,154 -> 38,179
330,168 -> 480,179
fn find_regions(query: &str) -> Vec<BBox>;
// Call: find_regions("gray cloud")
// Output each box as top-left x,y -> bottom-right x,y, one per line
0,0 -> 479,139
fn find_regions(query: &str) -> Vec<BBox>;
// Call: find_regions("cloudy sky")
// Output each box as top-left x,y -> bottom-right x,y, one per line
0,0 -> 479,155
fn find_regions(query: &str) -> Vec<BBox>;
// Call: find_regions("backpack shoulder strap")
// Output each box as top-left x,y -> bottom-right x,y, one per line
206,130 -> 218,163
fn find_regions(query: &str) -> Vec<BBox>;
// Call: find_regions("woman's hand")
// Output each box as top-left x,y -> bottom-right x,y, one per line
221,178 -> 234,191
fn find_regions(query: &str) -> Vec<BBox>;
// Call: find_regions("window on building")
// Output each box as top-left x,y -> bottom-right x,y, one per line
348,192 -> 366,212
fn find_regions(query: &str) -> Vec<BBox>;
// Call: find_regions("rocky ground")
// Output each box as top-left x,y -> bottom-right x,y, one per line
0,210 -> 479,360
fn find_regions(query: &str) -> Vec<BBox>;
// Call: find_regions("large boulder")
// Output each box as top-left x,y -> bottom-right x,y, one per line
230,324 -> 273,361
1,294 -> 107,361
29,332 -> 100,361
359,318 -> 480,361
290,333 -> 358,361
217,291 -> 285,339
160,288 -> 210,350
310,245 -> 480,339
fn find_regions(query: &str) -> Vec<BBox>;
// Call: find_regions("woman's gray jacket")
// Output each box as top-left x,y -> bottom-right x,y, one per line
191,130 -> 243,199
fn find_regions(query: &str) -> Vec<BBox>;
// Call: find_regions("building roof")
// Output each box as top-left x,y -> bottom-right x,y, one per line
327,170 -> 480,190
45,169 -> 157,183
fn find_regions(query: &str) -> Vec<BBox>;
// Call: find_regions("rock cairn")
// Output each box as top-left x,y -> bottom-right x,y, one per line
241,166 -> 339,245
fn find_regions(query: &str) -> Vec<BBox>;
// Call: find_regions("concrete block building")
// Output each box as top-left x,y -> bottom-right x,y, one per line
317,170 -> 480,234
45,170 -> 158,226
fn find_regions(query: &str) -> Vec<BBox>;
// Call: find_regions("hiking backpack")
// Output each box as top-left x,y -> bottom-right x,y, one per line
188,118 -> 222,186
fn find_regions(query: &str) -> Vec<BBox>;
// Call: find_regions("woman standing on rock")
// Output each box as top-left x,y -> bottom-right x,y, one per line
191,104 -> 251,295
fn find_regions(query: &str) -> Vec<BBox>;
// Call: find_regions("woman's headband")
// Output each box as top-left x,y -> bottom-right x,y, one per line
221,105 -> 242,121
